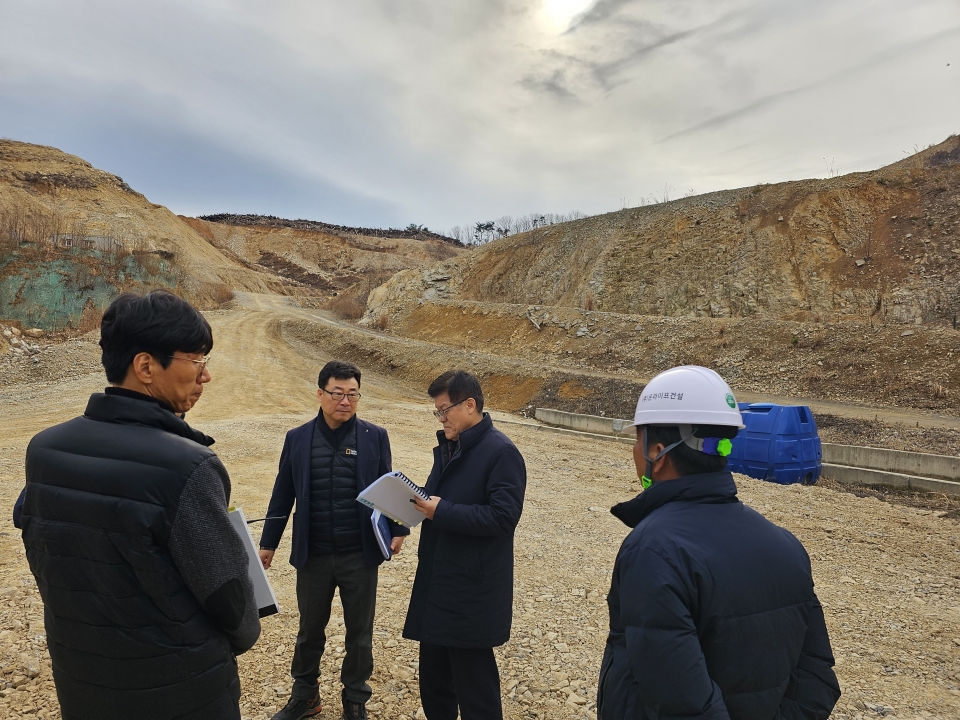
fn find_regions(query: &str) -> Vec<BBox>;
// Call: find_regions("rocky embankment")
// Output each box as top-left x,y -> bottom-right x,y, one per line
367,136 -> 960,327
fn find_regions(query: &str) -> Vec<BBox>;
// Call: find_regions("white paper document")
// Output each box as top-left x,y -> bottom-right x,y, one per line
356,471 -> 429,528
228,508 -> 280,618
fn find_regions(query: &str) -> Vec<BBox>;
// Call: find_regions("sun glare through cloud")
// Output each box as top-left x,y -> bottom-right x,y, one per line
539,0 -> 596,33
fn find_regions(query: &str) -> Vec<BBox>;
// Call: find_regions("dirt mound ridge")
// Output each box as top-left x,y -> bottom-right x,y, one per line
0,140 -> 281,329
370,135 -> 960,326
200,213 -> 459,244
184,215 -> 465,318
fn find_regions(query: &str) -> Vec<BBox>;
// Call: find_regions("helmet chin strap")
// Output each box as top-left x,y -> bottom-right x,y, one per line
641,424 -> 734,489
640,426 -> 688,490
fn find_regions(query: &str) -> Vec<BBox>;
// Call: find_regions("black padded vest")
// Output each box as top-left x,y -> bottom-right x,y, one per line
20,393 -> 238,720
308,419 -> 362,554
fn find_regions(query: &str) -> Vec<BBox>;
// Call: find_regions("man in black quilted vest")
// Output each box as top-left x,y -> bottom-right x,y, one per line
258,360 -> 408,720
14,290 -> 261,720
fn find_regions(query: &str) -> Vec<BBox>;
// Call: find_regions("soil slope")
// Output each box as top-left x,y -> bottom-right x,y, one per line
182,215 -> 462,301
0,140 -> 287,328
365,138 -> 960,415
371,136 -> 960,325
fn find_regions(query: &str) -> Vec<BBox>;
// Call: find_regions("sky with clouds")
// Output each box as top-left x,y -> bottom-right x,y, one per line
1,0 -> 958,233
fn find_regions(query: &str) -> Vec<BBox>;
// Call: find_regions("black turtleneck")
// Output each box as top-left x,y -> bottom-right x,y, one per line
316,411 -> 357,446
105,386 -> 177,414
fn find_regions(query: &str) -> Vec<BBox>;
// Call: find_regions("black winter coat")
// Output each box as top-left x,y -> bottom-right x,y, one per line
403,414 -> 526,648
15,392 -> 259,720
599,472 -> 840,720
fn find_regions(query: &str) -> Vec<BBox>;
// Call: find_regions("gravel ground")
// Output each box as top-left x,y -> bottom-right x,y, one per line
2,305 -> 960,720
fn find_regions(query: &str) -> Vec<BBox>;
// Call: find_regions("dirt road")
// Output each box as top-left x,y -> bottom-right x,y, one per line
1,296 -> 960,720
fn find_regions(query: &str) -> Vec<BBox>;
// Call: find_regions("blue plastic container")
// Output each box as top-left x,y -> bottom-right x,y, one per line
725,403 -> 822,485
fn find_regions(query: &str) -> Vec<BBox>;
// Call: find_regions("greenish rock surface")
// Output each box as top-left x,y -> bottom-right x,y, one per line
0,247 -> 175,330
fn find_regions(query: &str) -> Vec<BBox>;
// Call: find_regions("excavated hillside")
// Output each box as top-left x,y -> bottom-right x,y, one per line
0,140 -> 463,330
370,136 -> 960,323
0,140 -> 286,329
365,137 -> 960,415
182,214 -> 463,315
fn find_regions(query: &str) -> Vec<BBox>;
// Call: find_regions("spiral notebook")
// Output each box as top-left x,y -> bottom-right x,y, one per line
357,471 -> 429,528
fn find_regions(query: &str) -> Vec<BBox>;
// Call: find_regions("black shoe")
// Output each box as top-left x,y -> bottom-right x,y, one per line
272,691 -> 322,720
342,699 -> 368,720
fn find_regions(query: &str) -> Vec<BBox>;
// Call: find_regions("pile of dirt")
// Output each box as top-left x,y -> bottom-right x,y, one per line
358,138 -> 960,415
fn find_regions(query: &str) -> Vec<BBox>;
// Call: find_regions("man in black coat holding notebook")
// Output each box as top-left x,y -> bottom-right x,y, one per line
404,370 -> 527,720
258,360 -> 408,720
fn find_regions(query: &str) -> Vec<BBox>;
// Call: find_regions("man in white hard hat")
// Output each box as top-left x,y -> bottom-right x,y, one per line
597,366 -> 840,720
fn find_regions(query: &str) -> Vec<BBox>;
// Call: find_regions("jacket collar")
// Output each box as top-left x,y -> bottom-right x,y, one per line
84,392 -> 215,447
434,412 -> 493,456
315,411 -> 357,448
610,471 -> 738,528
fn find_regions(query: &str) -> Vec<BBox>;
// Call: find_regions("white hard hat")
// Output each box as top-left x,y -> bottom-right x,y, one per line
633,365 -> 745,429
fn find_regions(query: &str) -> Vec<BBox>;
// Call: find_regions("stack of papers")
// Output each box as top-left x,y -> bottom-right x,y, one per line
357,471 -> 429,528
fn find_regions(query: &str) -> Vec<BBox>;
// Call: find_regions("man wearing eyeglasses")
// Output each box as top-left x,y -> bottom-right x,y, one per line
14,290 -> 260,720
259,360 -> 408,720
403,370 -> 527,720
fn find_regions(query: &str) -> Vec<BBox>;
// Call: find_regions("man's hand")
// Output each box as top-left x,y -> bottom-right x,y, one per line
413,495 -> 441,520
390,536 -> 405,556
258,548 -> 275,570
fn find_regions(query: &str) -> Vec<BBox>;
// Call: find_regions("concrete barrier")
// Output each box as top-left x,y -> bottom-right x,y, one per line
821,444 -> 960,482
497,416 -> 634,444
821,463 -> 960,496
534,408 -> 636,439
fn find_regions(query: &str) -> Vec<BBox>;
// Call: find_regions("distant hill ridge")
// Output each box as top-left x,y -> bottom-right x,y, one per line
200,213 -> 460,245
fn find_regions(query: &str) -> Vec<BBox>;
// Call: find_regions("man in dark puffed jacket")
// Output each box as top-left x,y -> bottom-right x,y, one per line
599,365 -> 840,720
404,370 -> 526,720
14,290 -> 260,720
259,360 -> 409,720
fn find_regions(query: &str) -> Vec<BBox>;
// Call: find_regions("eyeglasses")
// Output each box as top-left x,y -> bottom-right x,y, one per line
321,388 -> 362,403
433,399 -> 466,421
161,355 -> 210,373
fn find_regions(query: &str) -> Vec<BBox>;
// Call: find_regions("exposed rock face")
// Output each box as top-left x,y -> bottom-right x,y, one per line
0,140 -> 280,329
368,136 -> 960,327
182,216 -> 462,298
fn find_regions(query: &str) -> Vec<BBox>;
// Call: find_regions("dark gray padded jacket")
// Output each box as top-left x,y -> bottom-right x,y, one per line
16,391 -> 260,720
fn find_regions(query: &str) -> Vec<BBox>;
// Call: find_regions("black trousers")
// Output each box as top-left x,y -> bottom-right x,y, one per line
418,643 -> 503,720
291,551 -> 378,703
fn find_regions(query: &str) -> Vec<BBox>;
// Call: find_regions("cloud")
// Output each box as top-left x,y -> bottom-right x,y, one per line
519,69 -> 583,102
0,0 -> 958,230
0,74 -> 401,225
659,21 -> 960,143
